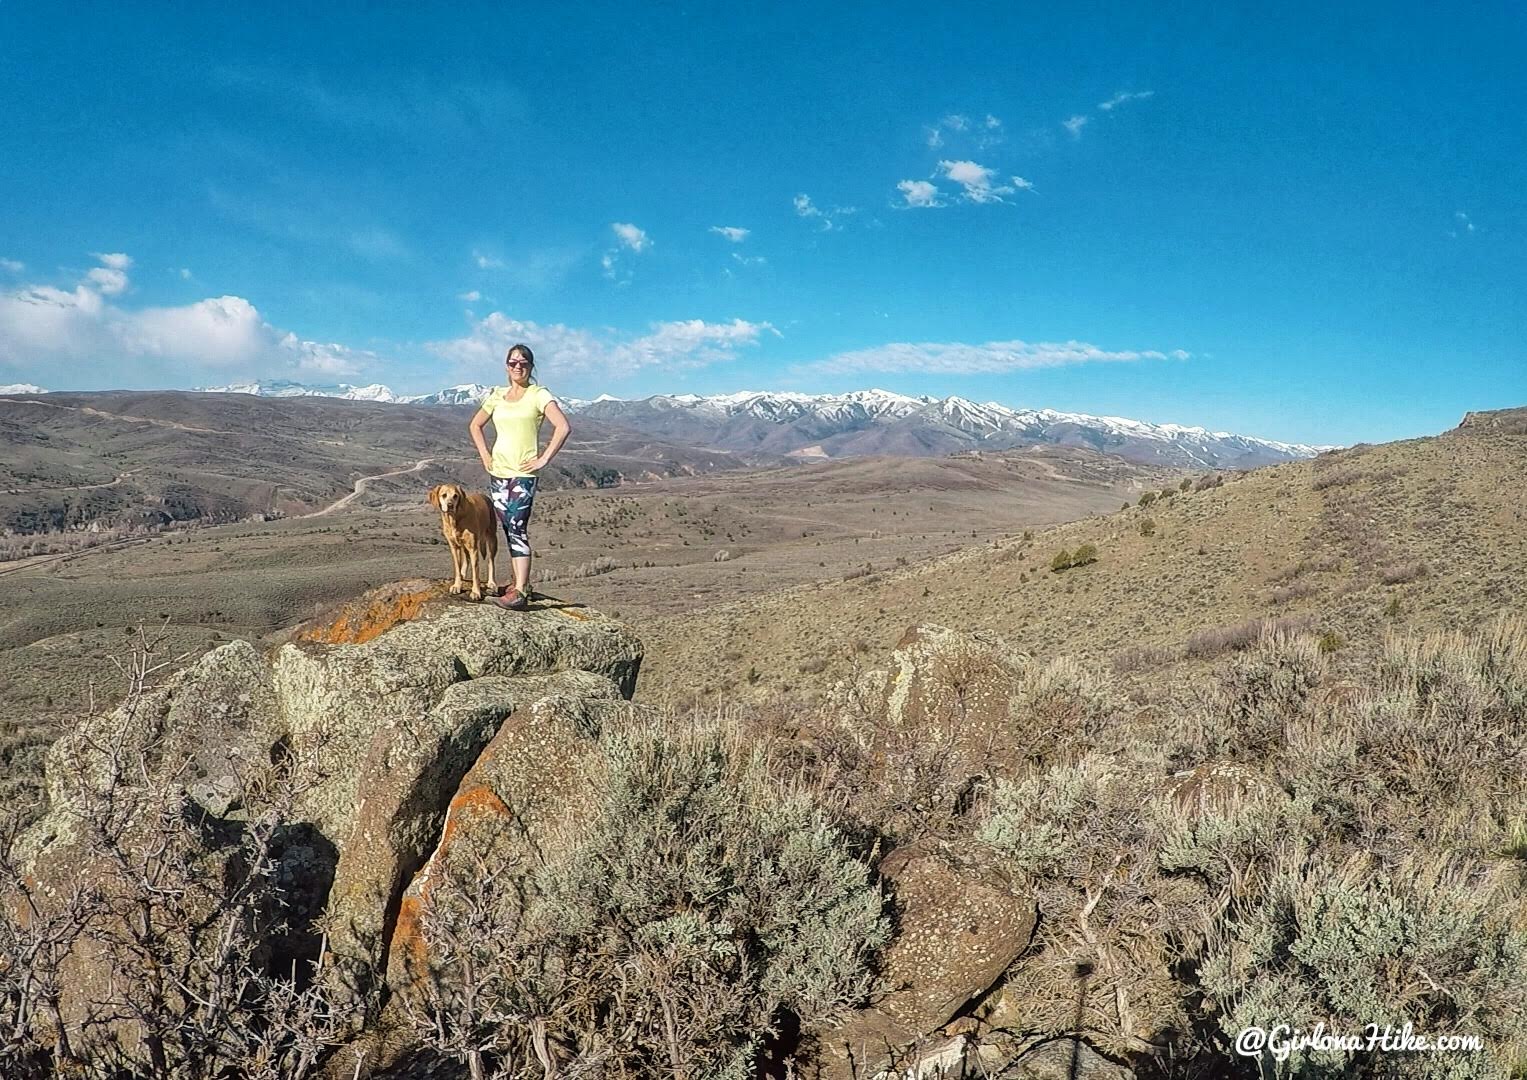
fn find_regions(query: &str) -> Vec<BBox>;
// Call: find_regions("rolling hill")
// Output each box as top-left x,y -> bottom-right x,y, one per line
630,407 -> 1527,704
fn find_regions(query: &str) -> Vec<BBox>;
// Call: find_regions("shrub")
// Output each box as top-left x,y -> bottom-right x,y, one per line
1183,615 -> 1314,660
1193,473 -> 1225,492
0,633 -> 343,1079
1316,630 -> 1343,654
1071,542 -> 1098,567
410,718 -> 890,1079
1311,468 -> 1362,491
539,555 -> 619,583
1010,656 -> 1123,759
1170,630 -> 1325,765
1384,594 -> 1403,618
1379,561 -> 1427,585
1180,478 -> 1193,492
980,757 -> 1192,1055
1270,580 -> 1317,604
1138,492 -> 1158,508
712,548 -> 732,562
1139,518 -> 1157,538
1199,852 -> 1527,1078
1050,549 -> 1073,573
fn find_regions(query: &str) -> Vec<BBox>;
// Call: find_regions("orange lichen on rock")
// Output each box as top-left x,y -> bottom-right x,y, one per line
293,579 -> 448,645
388,771 -> 514,978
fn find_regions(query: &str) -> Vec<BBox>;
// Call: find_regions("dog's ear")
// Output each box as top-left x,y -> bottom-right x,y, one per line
427,485 -> 441,509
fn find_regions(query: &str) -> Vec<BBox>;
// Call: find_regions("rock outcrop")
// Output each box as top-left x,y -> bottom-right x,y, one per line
19,580 -> 643,1039
813,842 -> 1037,1080
1455,405 -> 1527,436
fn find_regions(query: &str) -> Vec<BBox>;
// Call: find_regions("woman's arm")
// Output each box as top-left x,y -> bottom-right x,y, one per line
469,408 -> 493,471
526,401 -> 572,472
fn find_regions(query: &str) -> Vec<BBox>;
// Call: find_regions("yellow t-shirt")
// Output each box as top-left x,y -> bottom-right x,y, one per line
480,384 -> 557,478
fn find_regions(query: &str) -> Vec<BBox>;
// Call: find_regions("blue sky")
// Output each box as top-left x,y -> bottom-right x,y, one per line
1,3 -> 1523,445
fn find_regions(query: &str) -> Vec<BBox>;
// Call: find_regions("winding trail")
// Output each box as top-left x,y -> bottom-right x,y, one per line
310,458 -> 436,517
0,459 -> 440,580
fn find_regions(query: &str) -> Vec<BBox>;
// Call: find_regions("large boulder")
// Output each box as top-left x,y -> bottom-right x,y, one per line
812,843 -> 1037,1080
384,691 -> 645,991
16,581 -> 645,1050
825,625 -> 1028,780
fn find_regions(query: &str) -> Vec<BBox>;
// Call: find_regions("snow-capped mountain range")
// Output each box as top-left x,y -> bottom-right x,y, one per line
190,382 -> 1330,468
193,379 -> 497,405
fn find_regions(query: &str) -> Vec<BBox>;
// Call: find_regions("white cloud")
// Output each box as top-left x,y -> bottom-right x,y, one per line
1062,115 -> 1089,139
709,226 -> 750,243
926,112 -> 1003,149
937,160 -> 1015,204
731,252 -> 766,267
474,250 -> 504,269
793,193 -> 857,232
897,179 -> 943,208
1451,210 -> 1476,237
87,267 -> 130,296
459,290 -> 481,302
1098,90 -> 1155,112
1012,176 -> 1036,192
0,257 -> 375,379
427,312 -> 777,379
611,222 -> 650,252
0,258 -> 24,274
178,268 -> 193,280
811,338 -> 1191,375
84,251 -> 132,296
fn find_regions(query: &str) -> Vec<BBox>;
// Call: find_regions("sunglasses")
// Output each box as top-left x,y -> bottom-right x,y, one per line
506,360 -> 531,368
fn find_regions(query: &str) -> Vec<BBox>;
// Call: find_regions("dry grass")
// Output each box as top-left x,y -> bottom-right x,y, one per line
631,420 -> 1526,706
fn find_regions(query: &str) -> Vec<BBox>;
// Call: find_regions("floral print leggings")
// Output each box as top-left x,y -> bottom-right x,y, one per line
488,475 -> 538,558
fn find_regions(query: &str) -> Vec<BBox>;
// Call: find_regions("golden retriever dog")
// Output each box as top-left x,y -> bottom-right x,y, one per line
427,483 -> 499,601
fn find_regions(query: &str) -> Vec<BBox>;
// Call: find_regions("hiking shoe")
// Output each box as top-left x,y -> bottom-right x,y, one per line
495,588 -> 528,611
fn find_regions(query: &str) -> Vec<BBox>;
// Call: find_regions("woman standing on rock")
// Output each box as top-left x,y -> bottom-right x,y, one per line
469,343 -> 571,609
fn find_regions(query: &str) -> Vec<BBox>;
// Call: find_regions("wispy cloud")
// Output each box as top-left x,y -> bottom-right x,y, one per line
428,312 -> 778,378
1098,90 -> 1155,112
603,223 -> 652,283
0,252 -> 377,379
1011,176 -> 1035,192
896,179 -> 943,208
473,250 -> 504,270
731,252 -> 766,267
0,258 -> 24,274
794,193 -> 857,232
1450,210 -> 1477,238
214,66 -> 525,142
459,290 -> 481,302
207,185 -> 410,262
937,160 -> 1019,204
925,112 -> 1003,150
924,113 -> 968,148
709,226 -> 750,243
611,222 -> 651,252
1062,115 -> 1089,139
808,338 -> 1190,375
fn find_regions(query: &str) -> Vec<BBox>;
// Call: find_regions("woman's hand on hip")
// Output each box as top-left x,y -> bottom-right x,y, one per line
518,453 -> 545,473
